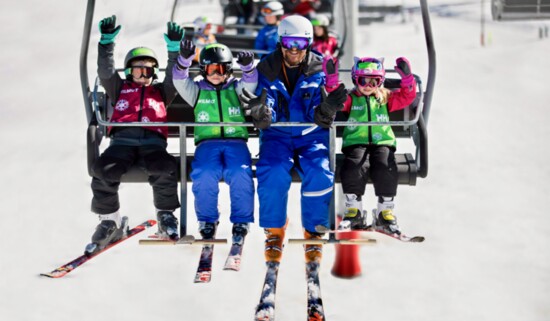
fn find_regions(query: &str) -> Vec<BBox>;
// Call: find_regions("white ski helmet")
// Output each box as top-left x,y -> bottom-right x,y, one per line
311,14 -> 330,27
262,1 -> 284,17
278,15 -> 313,43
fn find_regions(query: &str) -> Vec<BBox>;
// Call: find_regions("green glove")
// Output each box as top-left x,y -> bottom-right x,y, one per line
164,22 -> 184,52
99,15 -> 121,45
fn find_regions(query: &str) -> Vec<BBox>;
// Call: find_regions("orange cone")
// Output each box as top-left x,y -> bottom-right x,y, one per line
331,216 -> 362,278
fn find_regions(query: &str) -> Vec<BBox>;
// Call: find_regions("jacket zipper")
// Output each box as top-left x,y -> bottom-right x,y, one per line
138,85 -> 145,121
366,97 -> 372,144
216,89 -> 224,138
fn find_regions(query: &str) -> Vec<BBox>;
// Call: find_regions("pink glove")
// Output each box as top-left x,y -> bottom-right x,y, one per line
394,57 -> 414,87
322,56 -> 340,92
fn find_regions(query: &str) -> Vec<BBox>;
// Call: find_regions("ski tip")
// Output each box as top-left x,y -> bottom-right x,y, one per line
409,236 -> 425,243
39,272 -> 65,278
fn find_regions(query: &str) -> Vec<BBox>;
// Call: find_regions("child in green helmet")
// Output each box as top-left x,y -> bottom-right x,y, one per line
86,15 -> 184,255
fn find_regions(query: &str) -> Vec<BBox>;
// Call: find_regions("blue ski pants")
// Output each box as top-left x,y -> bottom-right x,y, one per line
256,134 -> 334,232
191,139 -> 255,224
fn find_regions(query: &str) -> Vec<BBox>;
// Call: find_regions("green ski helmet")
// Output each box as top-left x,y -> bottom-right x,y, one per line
124,47 -> 159,79
199,43 -> 233,77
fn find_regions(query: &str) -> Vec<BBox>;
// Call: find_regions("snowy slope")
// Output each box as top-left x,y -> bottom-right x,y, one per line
1,1 -> 549,320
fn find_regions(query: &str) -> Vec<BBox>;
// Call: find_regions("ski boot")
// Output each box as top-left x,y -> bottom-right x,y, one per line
156,210 -> 179,240
374,197 -> 401,235
264,227 -> 286,263
231,222 -> 250,246
198,221 -> 218,240
304,230 -> 324,263
84,212 -> 128,256
338,194 -> 366,230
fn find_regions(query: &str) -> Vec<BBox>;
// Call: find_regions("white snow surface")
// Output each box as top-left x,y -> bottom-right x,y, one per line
1,1 -> 550,320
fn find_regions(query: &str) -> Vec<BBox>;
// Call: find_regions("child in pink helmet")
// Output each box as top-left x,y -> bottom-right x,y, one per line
337,56 -> 417,235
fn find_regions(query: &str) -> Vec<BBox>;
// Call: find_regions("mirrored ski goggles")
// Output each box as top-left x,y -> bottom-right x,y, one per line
127,66 -> 156,79
204,63 -> 228,76
280,36 -> 310,50
357,76 -> 383,88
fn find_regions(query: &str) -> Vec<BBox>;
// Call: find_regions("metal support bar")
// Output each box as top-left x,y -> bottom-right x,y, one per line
80,0 -> 95,125
179,124 -> 187,237
420,0 -> 437,125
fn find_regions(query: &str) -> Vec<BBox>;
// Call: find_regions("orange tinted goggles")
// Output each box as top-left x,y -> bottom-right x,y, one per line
261,7 -> 275,15
205,64 -> 228,76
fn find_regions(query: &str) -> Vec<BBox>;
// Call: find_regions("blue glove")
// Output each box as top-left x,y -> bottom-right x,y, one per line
164,22 -> 184,52
99,15 -> 121,45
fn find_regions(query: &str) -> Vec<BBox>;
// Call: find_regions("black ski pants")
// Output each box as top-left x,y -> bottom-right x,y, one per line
339,144 -> 398,199
91,144 -> 180,214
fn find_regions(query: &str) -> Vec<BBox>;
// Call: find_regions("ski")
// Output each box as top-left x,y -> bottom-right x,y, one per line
223,243 -> 243,271
254,261 -> 281,321
41,219 -> 156,278
194,244 -> 214,283
306,261 -> 326,321
224,233 -> 246,271
315,224 -> 425,243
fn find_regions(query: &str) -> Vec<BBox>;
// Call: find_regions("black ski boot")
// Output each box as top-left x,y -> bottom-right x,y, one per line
199,221 -> 218,240
157,210 -> 179,240
85,216 -> 128,256
231,223 -> 250,245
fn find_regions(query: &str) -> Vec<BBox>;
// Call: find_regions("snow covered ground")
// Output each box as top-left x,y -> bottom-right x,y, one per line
1,0 -> 549,320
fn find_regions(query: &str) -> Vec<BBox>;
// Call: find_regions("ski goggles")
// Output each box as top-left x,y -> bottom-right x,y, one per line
280,36 -> 310,51
261,7 -> 277,16
128,66 -> 156,79
357,76 -> 383,88
204,63 -> 228,76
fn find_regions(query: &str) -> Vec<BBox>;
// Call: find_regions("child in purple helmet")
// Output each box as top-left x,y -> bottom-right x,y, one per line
337,56 -> 417,235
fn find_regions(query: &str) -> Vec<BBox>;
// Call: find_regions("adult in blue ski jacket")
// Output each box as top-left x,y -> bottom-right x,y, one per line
244,15 -> 347,264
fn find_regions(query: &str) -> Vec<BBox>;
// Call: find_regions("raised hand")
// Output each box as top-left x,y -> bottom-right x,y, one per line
394,57 -> 414,87
176,39 -> 196,70
164,22 -> 185,52
99,15 -> 121,44
236,51 -> 255,72
322,56 -> 340,90
241,88 -> 271,129
394,57 -> 411,77
179,39 -> 196,59
314,83 -> 347,128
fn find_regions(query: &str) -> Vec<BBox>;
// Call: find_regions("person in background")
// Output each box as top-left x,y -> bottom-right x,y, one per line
255,1 -> 285,55
172,39 -> 264,246
338,56 -> 417,236
311,14 -> 339,58
232,0 -> 255,34
288,0 -> 321,19
87,16 -> 183,255
192,16 -> 217,62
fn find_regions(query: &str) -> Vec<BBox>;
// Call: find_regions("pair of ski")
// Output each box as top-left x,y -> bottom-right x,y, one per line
41,219 -> 157,278
314,225 -> 425,243
141,233 -> 244,283
255,260 -> 325,321
192,237 -> 245,283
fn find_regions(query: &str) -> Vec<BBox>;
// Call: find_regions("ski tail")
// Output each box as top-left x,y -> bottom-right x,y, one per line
306,261 -> 326,321
254,261 -> 280,321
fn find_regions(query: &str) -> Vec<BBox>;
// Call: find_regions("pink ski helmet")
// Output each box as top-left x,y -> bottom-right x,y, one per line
351,57 -> 385,85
